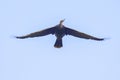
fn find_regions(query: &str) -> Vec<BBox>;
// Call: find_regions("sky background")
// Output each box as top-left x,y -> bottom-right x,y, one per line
0,0 -> 120,80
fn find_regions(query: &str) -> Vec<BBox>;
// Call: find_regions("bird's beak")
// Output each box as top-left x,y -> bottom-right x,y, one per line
60,19 -> 65,24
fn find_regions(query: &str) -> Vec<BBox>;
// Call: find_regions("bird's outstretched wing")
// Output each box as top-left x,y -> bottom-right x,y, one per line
65,27 -> 104,41
16,27 -> 56,39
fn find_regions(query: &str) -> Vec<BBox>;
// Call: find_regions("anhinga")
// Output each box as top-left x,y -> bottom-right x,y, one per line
16,19 -> 104,48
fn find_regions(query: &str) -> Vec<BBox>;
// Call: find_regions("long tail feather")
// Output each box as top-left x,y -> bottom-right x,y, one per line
54,38 -> 63,48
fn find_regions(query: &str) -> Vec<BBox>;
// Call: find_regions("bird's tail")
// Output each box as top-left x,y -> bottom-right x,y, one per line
54,38 -> 63,48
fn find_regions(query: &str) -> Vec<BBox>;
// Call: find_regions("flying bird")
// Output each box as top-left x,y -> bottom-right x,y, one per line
16,19 -> 104,48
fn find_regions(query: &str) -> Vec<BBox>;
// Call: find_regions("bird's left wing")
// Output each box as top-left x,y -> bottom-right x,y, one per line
16,27 -> 56,39
65,27 -> 104,41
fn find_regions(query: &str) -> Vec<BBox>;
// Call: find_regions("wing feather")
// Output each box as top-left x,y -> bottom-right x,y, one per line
65,27 -> 104,41
16,27 -> 56,39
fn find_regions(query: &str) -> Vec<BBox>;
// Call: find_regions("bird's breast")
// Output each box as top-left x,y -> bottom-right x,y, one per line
55,28 -> 65,38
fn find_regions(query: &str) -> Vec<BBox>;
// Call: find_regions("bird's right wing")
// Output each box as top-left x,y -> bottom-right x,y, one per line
16,27 -> 56,39
65,27 -> 104,41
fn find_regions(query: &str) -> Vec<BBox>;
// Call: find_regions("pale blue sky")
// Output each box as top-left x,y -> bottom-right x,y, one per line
0,0 -> 120,80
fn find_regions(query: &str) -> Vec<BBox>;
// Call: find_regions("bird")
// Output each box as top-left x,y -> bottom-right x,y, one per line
16,19 -> 104,48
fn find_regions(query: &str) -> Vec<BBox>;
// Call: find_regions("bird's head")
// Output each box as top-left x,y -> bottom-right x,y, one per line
60,19 -> 65,24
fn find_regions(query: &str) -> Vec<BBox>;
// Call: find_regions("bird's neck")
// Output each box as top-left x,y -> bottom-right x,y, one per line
59,22 -> 63,28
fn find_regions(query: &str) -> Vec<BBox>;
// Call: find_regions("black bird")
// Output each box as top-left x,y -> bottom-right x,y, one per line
16,19 -> 104,48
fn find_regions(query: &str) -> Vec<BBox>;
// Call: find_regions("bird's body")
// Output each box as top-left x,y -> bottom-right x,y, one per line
55,26 -> 65,38
16,19 -> 104,48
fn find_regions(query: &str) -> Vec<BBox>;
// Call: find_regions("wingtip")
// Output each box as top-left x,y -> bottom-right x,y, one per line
15,36 -> 25,39
11,35 -> 20,39
97,37 -> 110,41
100,38 -> 105,41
